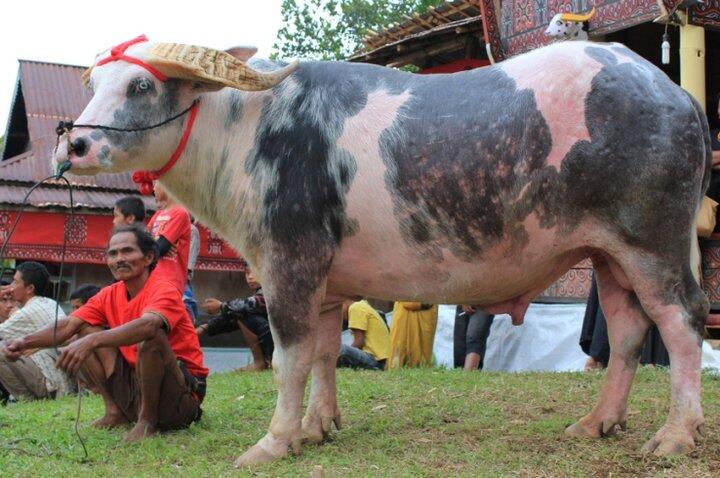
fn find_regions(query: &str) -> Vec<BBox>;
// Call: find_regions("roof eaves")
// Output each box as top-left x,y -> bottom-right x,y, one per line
17,58 -> 89,70
348,15 -> 481,62
1,64 -> 23,160
357,0 -> 481,52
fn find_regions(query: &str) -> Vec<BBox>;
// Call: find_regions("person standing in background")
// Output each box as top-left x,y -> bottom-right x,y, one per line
146,182 -> 191,295
453,305 -> 494,370
183,220 -> 201,324
388,302 -> 438,369
112,196 -> 146,227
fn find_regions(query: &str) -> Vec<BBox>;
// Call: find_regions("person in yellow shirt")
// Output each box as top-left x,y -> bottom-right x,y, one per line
388,302 -> 438,369
337,300 -> 390,370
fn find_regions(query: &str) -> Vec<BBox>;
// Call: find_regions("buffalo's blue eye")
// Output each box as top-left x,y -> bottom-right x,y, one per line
127,77 -> 156,97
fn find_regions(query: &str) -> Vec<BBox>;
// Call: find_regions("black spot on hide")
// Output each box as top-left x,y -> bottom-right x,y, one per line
247,62 -> 378,343
379,66 -> 554,259
249,63 -> 364,252
378,44 -> 709,273
560,46 -> 708,266
97,145 -> 110,162
226,90 -> 243,129
103,80 -> 182,153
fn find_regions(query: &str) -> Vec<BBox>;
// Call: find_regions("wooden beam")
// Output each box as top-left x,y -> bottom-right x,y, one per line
426,6 -> 447,25
412,12 -> 435,30
387,36 -> 469,68
444,4 -> 473,19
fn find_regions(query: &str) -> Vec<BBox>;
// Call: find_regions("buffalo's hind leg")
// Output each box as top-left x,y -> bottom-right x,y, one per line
566,256 -> 651,439
234,251 -> 331,467
627,262 -> 707,456
301,296 -> 344,444
567,252 -> 707,456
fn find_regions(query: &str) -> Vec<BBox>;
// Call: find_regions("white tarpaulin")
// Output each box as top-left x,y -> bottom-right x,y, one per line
482,303 -> 589,372
430,303 -> 720,372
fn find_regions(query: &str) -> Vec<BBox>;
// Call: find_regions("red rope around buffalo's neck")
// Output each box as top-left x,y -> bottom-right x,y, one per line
132,100 -> 200,195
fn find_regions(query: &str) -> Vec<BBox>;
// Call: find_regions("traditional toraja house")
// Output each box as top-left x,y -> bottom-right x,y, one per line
348,1 -> 490,71
0,60 -> 245,302
349,0 -> 720,316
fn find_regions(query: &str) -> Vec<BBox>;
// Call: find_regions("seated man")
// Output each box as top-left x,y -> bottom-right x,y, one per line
0,262 -> 73,401
69,284 -> 102,311
197,269 -> 272,371
337,300 -> 390,370
0,281 -> 13,403
0,280 -> 15,324
2,225 -> 208,441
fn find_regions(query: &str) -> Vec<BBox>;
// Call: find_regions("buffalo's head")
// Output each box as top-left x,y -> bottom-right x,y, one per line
54,36 -> 296,177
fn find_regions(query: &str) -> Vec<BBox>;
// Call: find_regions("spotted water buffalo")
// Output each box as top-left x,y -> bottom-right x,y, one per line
55,37 -> 711,465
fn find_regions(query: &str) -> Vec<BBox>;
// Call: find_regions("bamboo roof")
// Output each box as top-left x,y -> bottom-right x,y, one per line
348,0 -> 483,67
360,0 -> 481,51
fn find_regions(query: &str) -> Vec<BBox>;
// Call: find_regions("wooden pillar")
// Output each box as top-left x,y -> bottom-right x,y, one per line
678,13 -> 711,294
679,12 -> 706,112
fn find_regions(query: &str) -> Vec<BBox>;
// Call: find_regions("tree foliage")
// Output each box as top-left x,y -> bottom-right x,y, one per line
272,0 -> 443,61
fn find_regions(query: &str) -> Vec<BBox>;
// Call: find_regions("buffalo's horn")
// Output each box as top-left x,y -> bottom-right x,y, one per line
147,43 -> 298,91
81,67 -> 93,87
560,7 -> 596,23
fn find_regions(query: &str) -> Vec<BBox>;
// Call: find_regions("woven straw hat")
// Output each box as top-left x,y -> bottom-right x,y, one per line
146,43 -> 298,91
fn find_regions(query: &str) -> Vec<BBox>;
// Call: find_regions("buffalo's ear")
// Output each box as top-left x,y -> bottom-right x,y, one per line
225,46 -> 258,62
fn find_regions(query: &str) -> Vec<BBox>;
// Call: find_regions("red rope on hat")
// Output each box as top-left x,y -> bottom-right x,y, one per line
132,100 -> 200,195
96,34 -> 168,82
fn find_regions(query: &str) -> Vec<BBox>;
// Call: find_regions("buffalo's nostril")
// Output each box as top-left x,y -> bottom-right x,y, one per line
71,137 -> 89,157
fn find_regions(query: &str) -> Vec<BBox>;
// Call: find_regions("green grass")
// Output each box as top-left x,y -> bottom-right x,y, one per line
1,368 -> 719,477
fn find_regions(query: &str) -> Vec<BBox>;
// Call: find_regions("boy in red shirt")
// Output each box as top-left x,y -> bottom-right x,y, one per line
2,224 -> 208,442
147,182 -> 191,294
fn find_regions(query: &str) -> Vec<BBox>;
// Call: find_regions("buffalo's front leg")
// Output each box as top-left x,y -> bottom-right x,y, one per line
234,249 -> 331,467
302,297 -> 344,444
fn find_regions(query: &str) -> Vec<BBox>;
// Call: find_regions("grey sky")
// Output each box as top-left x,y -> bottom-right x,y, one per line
0,0 -> 284,133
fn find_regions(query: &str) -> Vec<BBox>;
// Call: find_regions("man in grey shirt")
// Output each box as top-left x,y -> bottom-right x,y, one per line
0,262 -> 73,400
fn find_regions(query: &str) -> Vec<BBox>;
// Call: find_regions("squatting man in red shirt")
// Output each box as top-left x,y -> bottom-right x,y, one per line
1,224 -> 208,441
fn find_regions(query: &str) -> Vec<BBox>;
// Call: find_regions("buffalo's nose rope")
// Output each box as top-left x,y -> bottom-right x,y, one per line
53,99 -> 200,195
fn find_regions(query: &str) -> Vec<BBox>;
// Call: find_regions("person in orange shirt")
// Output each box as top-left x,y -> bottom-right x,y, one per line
146,182 -> 191,294
2,224 -> 208,442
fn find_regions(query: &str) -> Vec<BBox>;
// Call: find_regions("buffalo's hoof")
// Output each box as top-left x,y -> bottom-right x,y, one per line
302,411 -> 342,444
234,434 -> 302,468
565,414 -> 626,438
641,423 -> 704,456
233,444 -> 282,468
